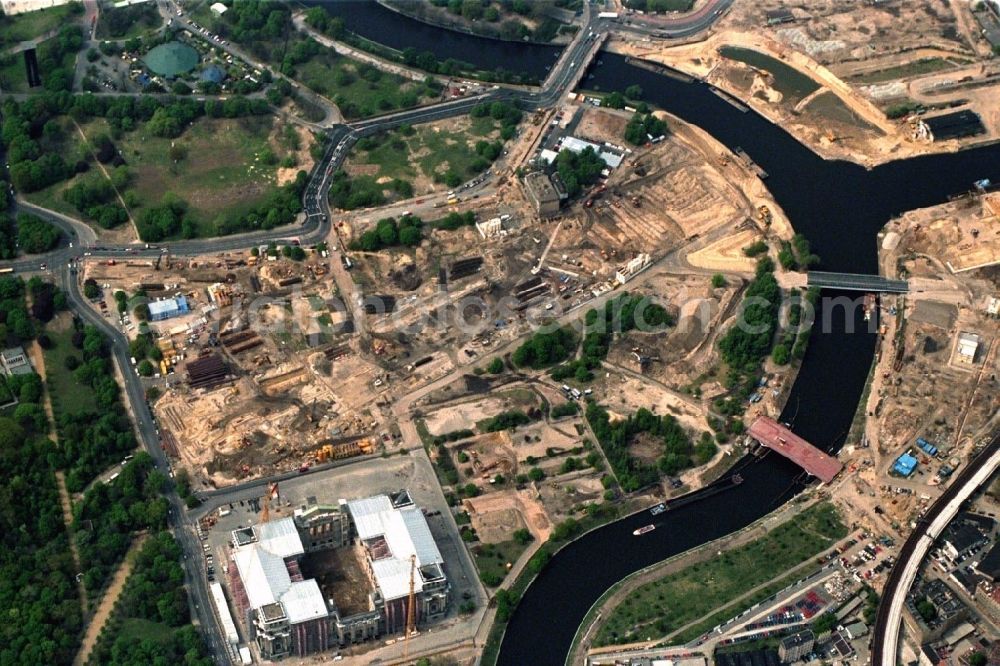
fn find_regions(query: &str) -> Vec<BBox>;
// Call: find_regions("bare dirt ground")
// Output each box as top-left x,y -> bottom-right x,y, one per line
575,107 -> 631,145
610,26 -> 962,166
273,124 -> 317,186
73,534 -> 148,666
686,228 -> 760,273
464,489 -> 554,543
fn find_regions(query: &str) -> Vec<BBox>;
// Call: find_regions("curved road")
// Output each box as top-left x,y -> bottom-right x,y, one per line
0,2 -> 733,661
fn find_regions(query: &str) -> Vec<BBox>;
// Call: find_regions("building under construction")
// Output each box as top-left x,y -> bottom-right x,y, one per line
226,491 -> 450,659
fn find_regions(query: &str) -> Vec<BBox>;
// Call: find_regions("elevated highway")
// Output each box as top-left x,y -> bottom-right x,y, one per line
871,431 -> 1000,666
807,271 -> 909,293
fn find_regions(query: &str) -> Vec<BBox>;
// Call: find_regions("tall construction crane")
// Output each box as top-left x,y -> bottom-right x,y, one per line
403,554 -> 417,660
260,483 -> 280,524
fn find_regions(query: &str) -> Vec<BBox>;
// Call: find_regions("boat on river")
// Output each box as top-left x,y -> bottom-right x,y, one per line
650,503 -> 666,516
633,524 -> 655,536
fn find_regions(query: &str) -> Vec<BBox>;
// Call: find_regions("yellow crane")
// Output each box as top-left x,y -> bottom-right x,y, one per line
403,554 -> 417,659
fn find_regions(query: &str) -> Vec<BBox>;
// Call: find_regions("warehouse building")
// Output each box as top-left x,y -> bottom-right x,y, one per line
148,295 -> 190,321
225,492 -> 449,659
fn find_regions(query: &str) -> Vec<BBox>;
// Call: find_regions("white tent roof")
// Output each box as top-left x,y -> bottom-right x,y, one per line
231,517 -> 326,624
282,580 -> 328,624
346,496 -> 445,601
256,517 -> 305,559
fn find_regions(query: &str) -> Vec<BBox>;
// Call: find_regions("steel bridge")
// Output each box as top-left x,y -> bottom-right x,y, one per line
807,271 -> 909,293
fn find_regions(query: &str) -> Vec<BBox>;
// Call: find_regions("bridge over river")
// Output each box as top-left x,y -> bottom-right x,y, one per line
807,271 -> 909,293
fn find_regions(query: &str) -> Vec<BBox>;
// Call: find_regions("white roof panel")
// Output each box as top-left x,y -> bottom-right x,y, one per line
346,495 -> 446,601
282,580 -> 328,624
256,517 -> 304,558
371,558 -> 421,601
233,546 -> 289,609
398,507 -> 444,566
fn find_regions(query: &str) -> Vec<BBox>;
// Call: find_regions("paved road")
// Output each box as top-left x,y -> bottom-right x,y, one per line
616,0 -> 734,38
58,261 -> 232,661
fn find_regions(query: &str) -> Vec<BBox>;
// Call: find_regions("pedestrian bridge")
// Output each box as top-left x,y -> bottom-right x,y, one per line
807,271 -> 909,293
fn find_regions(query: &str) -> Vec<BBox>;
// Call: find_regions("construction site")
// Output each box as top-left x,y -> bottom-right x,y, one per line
80,249 -> 395,488
828,187 -> 999,542
611,0 -> 1000,165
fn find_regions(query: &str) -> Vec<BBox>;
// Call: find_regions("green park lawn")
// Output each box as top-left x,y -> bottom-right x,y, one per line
42,316 -> 98,417
348,116 -> 503,192
115,115 -> 280,236
296,48 -> 438,120
26,115 -> 288,237
0,3 -> 81,46
594,502 -> 847,646
473,539 -> 530,587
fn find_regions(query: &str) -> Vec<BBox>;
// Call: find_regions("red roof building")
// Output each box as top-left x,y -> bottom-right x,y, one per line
749,417 -> 843,484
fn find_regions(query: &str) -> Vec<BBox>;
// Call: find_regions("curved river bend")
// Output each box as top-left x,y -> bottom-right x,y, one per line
302,9 -> 1000,663
496,55 -> 1000,665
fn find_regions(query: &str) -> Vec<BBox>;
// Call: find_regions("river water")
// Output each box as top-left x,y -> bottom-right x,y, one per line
312,1 -> 563,80
302,7 -> 1000,662
495,55 -> 1000,665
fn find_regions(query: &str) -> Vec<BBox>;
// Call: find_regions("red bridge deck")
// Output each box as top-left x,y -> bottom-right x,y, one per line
749,417 -> 843,484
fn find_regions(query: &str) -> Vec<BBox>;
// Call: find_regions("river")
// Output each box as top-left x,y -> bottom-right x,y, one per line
495,55 -> 1000,665
309,0 -> 563,80
300,7 -> 1000,662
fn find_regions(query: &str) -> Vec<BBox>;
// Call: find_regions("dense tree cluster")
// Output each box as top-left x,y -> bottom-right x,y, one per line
350,215 -> 423,251
115,532 -> 190,626
717,259 -> 780,401
16,213 -> 61,254
511,326 -> 577,369
328,171 -> 386,210
0,416 -> 82,666
218,0 -> 291,61
624,0 -> 693,12
0,210 -> 16,260
554,146 -> 605,197
73,452 -> 170,594
552,293 -> 671,382
481,409 -> 534,432
36,25 -> 82,93
57,322 -> 139,491
587,403 -> 695,491
432,210 -> 477,231
778,233 -> 820,271
136,194 -> 188,242
99,2 -> 160,38
624,112 -> 668,145
212,171 -> 306,238
27,275 -> 66,324
0,276 -> 36,345
93,624 -> 211,666
63,176 -> 129,229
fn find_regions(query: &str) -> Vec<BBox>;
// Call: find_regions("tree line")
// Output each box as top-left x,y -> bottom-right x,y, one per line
89,531 -> 213,666
586,403 -> 697,491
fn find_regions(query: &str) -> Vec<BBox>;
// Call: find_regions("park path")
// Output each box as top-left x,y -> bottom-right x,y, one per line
27,334 -> 90,609
73,534 -> 148,666
69,118 -> 138,239
55,471 -> 88,610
